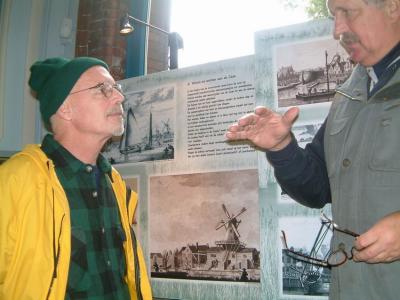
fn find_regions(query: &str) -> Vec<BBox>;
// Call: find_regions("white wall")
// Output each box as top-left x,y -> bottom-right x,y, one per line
0,0 -> 78,156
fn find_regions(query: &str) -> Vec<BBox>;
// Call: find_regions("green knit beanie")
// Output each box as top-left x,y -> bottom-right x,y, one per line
28,56 -> 109,126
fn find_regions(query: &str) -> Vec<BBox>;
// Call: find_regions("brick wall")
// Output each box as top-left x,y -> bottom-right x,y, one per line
75,0 -> 171,79
75,0 -> 129,80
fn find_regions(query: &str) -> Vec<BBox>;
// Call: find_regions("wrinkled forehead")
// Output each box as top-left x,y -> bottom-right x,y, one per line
326,0 -> 344,15
327,0 -> 385,14
326,0 -> 356,13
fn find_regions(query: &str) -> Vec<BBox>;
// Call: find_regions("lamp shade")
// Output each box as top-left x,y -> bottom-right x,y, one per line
120,14 -> 134,35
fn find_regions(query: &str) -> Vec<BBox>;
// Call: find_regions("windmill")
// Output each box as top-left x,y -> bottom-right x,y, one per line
161,118 -> 173,144
215,204 -> 247,269
162,119 -> 171,135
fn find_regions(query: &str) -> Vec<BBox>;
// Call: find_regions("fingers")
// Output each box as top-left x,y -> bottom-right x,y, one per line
225,124 -> 240,138
225,131 -> 247,141
354,231 -> 377,251
254,106 -> 272,116
282,107 -> 300,127
352,242 -> 381,263
225,108 -> 268,141
353,242 -> 396,263
353,231 -> 382,262
352,226 -> 380,262
352,212 -> 400,263
225,125 -> 252,140
238,106 -> 275,124
225,106 -> 298,146
227,123 -> 241,133
237,113 -> 260,127
237,106 -> 273,126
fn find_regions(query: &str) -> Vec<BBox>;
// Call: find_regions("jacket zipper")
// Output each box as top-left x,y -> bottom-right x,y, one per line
46,191 -> 65,299
45,161 -> 66,300
123,182 -> 143,299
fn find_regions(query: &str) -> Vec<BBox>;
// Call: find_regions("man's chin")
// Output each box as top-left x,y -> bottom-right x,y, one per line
112,127 -> 125,137
350,52 -> 376,67
344,47 -> 363,65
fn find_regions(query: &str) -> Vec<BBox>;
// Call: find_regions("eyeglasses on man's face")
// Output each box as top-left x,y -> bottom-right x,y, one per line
69,82 -> 124,99
281,212 -> 359,268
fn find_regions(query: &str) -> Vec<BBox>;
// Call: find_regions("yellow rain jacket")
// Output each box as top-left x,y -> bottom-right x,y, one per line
0,144 -> 152,299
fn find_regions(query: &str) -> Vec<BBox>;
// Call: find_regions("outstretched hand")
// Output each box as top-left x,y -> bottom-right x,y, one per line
225,106 -> 299,151
353,211 -> 400,263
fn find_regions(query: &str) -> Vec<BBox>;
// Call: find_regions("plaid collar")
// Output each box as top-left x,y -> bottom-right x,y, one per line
41,134 -> 112,179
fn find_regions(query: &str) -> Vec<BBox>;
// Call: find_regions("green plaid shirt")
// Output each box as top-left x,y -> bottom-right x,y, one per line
41,134 -> 130,300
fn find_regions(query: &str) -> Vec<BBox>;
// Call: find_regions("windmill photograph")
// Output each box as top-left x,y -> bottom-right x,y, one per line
149,170 -> 260,282
215,205 -> 248,270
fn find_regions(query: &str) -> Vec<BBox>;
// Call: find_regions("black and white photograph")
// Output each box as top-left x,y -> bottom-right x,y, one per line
149,170 -> 260,282
280,216 -> 332,297
292,122 -> 323,148
276,37 -> 353,107
102,85 -> 175,164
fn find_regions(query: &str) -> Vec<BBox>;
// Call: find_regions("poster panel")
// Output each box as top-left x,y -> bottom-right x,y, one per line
109,55 -> 261,299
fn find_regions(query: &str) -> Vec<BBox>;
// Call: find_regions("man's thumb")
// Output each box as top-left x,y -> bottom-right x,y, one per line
282,107 -> 299,126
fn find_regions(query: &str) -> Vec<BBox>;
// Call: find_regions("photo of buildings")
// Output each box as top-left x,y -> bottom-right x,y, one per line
149,170 -> 260,282
276,38 -> 354,107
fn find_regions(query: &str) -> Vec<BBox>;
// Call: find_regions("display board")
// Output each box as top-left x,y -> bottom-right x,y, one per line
104,18 -> 353,300
105,55 -> 261,299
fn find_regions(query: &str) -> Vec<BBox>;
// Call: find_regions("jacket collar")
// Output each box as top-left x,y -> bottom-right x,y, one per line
335,64 -> 369,101
336,64 -> 400,102
16,137 -> 113,182
40,134 -> 112,180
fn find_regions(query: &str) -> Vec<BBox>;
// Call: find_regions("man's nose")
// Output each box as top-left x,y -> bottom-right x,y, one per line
333,13 -> 349,40
112,89 -> 125,104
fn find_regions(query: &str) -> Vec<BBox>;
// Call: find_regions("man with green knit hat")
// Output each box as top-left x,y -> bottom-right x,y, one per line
0,57 -> 152,299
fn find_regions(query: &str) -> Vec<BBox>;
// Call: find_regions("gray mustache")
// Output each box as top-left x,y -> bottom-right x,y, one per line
107,107 -> 124,116
339,32 -> 360,46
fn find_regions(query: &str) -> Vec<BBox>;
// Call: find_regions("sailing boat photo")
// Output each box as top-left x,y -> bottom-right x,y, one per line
102,85 -> 176,164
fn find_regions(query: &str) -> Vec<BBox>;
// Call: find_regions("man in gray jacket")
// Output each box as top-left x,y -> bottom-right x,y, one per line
226,0 -> 400,299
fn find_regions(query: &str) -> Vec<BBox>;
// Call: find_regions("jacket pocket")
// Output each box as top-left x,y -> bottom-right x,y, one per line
369,112 -> 400,172
328,117 -> 349,135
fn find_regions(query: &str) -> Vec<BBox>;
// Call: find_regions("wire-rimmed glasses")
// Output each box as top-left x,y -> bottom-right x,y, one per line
281,212 -> 359,268
69,82 -> 123,98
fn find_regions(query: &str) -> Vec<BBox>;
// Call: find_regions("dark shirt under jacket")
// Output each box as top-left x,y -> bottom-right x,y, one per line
266,42 -> 400,208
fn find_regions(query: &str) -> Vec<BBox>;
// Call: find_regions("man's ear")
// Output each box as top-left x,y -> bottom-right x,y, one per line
385,0 -> 400,21
55,100 -> 73,121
